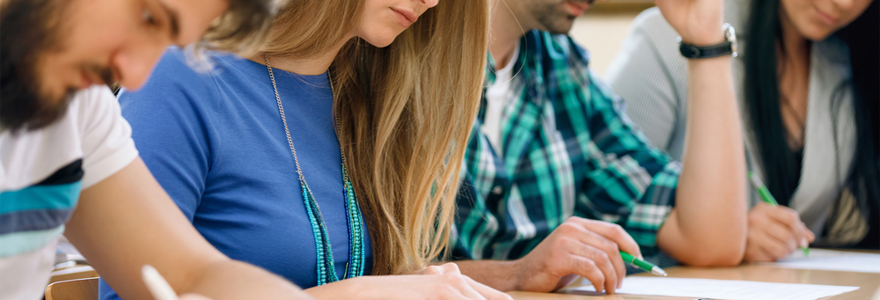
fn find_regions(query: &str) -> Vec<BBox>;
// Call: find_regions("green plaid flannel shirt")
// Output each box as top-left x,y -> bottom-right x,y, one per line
451,30 -> 681,260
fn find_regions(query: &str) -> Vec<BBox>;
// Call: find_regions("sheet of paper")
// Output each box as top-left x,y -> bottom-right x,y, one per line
564,277 -> 858,300
762,249 -> 880,273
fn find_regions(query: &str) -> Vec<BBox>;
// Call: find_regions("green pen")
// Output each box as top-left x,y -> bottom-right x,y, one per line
620,251 -> 667,276
748,171 -> 810,256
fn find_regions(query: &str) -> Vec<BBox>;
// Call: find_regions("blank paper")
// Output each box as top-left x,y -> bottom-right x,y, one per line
565,277 -> 858,300
762,249 -> 880,274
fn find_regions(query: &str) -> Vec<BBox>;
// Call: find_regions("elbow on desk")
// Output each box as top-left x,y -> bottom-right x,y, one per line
674,240 -> 745,267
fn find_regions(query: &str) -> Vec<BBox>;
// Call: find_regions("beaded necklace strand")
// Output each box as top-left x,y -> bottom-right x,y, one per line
264,54 -> 366,285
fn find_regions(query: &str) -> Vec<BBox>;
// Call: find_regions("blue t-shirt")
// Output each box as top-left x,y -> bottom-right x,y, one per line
99,48 -> 372,299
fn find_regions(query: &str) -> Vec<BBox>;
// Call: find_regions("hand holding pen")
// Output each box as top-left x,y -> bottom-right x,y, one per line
746,173 -> 815,262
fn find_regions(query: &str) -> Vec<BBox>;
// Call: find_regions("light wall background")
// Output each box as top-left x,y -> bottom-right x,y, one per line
567,2 -> 654,77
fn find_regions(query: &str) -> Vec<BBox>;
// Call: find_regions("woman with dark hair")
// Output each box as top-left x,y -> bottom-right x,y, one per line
607,0 -> 878,262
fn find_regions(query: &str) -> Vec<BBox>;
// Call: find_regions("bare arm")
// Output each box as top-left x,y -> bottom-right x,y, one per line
654,0 -> 747,266
65,158 -> 310,300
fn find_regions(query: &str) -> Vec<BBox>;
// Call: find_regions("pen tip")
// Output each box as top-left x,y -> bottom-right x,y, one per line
652,266 -> 668,277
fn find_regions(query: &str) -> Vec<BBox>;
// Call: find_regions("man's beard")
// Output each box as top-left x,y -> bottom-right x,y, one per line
0,57 -> 115,133
0,66 -> 76,133
0,0 -> 76,133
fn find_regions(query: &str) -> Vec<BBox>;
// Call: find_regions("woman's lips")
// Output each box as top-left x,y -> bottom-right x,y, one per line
815,8 -> 838,26
391,8 -> 417,28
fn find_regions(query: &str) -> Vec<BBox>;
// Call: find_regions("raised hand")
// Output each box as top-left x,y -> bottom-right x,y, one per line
654,0 -> 725,45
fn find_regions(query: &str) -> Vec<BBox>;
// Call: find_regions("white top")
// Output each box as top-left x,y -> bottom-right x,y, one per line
482,41 -> 521,154
0,86 -> 138,300
606,1 -> 857,234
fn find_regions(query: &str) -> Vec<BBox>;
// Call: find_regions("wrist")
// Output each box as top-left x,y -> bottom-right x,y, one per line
679,24 -> 738,59
510,258 -> 528,291
680,32 -> 725,46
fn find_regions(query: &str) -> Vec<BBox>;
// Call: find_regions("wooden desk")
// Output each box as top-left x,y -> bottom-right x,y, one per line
509,264 -> 880,300
49,265 -> 98,285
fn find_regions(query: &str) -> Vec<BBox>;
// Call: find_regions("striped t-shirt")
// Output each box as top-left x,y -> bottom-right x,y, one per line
0,86 -> 138,300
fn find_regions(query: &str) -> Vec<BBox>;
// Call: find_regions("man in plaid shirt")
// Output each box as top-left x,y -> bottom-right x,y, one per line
451,0 -> 749,294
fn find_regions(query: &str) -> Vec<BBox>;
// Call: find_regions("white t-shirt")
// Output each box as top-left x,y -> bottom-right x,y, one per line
482,42 -> 520,155
0,86 -> 138,300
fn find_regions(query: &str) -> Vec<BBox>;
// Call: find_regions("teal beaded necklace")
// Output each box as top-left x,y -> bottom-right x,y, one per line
264,55 -> 367,285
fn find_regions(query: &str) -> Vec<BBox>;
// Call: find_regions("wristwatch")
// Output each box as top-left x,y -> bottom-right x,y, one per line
678,23 -> 738,59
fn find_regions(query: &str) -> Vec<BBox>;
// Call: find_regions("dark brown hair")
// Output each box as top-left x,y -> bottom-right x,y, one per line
0,0 -> 71,132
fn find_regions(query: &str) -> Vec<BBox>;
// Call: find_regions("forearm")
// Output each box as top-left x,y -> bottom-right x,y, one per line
453,260 -> 520,292
660,56 -> 747,266
185,259 -> 309,300
66,160 -> 310,299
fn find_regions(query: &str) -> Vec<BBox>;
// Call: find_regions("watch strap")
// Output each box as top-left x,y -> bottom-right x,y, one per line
679,41 -> 733,59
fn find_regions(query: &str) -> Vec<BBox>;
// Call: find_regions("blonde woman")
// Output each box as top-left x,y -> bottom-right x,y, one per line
97,0 -> 506,299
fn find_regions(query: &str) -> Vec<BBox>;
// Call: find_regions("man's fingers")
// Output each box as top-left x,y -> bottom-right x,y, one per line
574,229 -> 626,285
568,217 -> 641,258
571,257 -> 607,294
585,239 -> 621,292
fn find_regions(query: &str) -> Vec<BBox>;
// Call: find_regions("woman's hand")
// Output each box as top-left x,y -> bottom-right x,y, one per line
744,203 -> 815,262
306,263 -> 511,300
654,0 -> 725,45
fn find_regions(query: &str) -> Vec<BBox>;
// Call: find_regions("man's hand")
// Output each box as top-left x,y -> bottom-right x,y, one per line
654,0 -> 724,45
512,217 -> 641,294
179,294 -> 212,300
744,203 -> 815,262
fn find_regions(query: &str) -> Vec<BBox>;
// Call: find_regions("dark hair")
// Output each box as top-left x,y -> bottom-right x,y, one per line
836,0 -> 879,248
744,0 -> 879,248
0,0 -> 71,132
199,0 -> 280,53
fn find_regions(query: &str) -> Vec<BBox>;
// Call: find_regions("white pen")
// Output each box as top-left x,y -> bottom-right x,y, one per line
141,264 -> 180,300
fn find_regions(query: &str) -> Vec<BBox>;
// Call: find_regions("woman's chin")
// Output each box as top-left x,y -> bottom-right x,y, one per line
361,31 -> 401,49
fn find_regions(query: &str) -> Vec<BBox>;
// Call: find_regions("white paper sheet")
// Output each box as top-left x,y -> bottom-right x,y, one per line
564,277 -> 859,300
762,249 -> 880,273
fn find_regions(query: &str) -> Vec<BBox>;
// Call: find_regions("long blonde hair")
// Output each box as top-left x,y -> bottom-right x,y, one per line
260,0 -> 489,275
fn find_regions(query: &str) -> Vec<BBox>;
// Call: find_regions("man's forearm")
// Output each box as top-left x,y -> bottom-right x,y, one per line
453,260 -> 520,292
186,259 -> 309,299
659,55 -> 747,266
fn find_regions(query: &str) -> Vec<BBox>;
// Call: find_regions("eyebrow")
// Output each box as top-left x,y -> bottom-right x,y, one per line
157,1 -> 181,40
